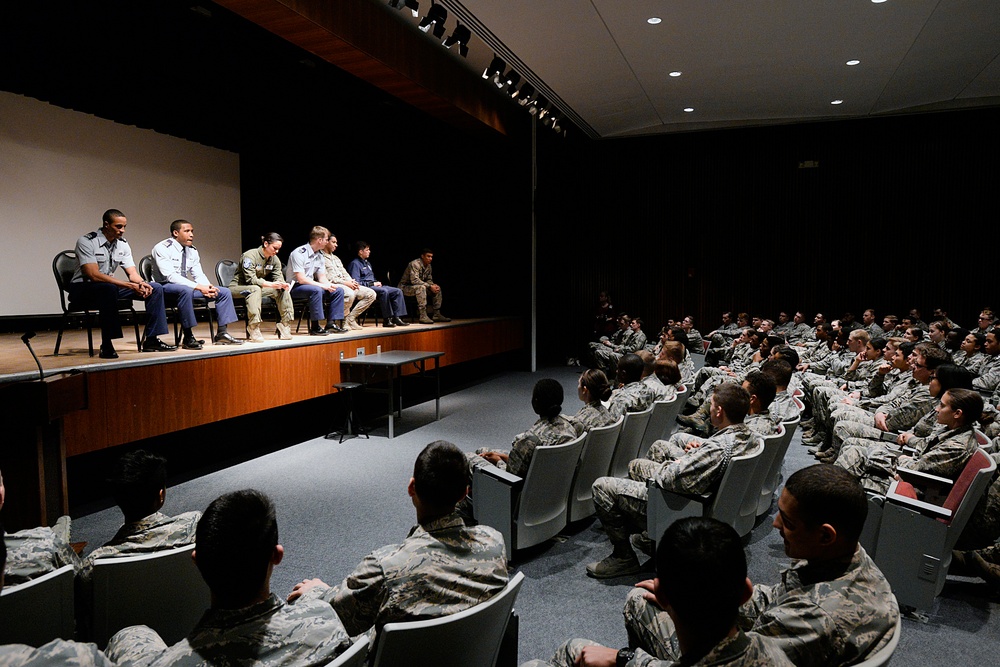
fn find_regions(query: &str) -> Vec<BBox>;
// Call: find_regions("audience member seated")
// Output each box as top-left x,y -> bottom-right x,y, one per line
105,489 -> 351,666
469,378 -> 579,476
0,524 -> 115,667
1,467 -> 81,589
592,317 -> 646,377
636,350 -> 676,402
587,384 -> 756,578
761,359 -> 801,422
624,465 -> 898,667
520,517 -> 792,667
287,441 -> 509,638
835,388 -> 982,494
607,354 -> 657,420
567,369 -> 616,435
81,450 -> 201,575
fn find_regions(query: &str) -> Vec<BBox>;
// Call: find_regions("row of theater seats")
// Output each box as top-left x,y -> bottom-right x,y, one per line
0,541 -> 527,667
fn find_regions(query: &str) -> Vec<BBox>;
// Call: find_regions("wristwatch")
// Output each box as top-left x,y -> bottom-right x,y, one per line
616,648 -> 636,667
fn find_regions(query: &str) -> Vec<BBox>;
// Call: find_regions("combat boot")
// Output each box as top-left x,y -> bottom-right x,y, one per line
276,321 -> 292,340
418,309 -> 434,324
248,323 -> 265,343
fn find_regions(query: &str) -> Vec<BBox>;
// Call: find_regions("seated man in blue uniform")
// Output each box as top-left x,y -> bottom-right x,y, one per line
347,240 -> 410,328
151,219 -> 242,349
69,208 -> 176,358
288,225 -> 346,335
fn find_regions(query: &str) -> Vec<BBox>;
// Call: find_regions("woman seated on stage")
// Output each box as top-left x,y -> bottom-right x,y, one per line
229,232 -> 295,343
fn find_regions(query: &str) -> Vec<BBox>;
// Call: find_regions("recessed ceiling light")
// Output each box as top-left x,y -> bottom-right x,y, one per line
647,17 -> 662,24
846,60 -> 860,66
684,107 -> 694,113
669,71 -> 682,77
871,0 -> 888,4
831,99 -> 844,105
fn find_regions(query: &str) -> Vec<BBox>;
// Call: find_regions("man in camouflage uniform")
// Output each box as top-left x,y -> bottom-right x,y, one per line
608,354 -> 657,420
818,343 -> 944,463
862,309 -> 885,340
1,467 -> 81,589
671,370 -> 779,439
398,248 -> 450,323
785,311 -> 814,344
79,451 -> 200,580
321,234 -> 375,331
680,316 -> 705,354
587,384 -> 758,578
973,331 -> 1000,393
287,441 -> 508,638
105,489 -> 352,666
593,317 -> 646,377
521,518 -> 792,667
623,465 -> 898,667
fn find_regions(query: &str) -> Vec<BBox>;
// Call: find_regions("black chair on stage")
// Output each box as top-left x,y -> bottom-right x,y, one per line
52,249 -> 141,356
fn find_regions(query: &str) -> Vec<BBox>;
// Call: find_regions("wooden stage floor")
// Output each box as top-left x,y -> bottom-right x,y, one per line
0,317 -> 524,456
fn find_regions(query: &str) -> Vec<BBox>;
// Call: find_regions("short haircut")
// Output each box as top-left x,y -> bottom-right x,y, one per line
743,371 -> 777,411
784,465 -> 867,543
760,359 -> 793,388
849,329 -> 870,344
654,359 -> 681,386
195,489 -> 278,599
930,320 -> 950,334
531,378 -> 565,419
934,364 -> 974,393
772,345 -> 799,368
668,326 -> 688,348
967,332 -> 986,350
713,383 -> 750,423
169,219 -> 190,235
944,388 -> 983,426
580,369 -> 613,402
309,226 -> 330,241
421,248 -> 433,256
102,209 -> 125,225
884,315 -> 899,325
618,353 -> 645,384
355,240 -> 370,254
107,450 -> 167,518
898,341 -> 916,358
261,232 -> 283,244
817,323 -> 834,336
656,517 -> 746,636
869,338 -> 887,352
412,440 -> 471,509
916,342 -> 948,368
631,317 -> 643,327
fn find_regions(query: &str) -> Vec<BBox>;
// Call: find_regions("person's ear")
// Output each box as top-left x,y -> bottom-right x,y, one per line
818,523 -> 838,546
272,544 -> 284,566
739,577 -> 753,606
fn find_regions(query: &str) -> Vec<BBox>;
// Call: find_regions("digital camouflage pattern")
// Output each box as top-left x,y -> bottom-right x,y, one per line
2,515 -> 80,588
0,639 -> 114,667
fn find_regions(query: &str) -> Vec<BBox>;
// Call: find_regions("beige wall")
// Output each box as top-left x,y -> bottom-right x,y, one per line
0,92 -> 241,316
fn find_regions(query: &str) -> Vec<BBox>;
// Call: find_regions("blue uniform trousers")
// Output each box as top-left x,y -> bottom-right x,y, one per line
67,281 -> 168,342
160,282 -> 238,328
291,284 -> 344,322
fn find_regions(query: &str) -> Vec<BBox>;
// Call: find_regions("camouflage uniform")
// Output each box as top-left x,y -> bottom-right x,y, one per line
322,250 -> 376,320
397,257 -> 442,314
521,630 -> 792,667
0,639 -> 114,667
643,375 -> 677,402
865,322 -> 885,341
836,426 -> 978,494
229,246 -> 294,327
593,424 -> 757,549
593,330 -> 646,376
567,402 -> 616,436
318,512 -> 508,637
768,391 -> 801,423
470,414 -> 579,477
678,351 -> 696,386
952,350 -> 988,375
973,353 -> 1000,393
786,322 -> 813,344
608,381 -> 657,420
686,328 -> 706,354
2,515 -> 80,588
829,380 -> 933,454
104,592 -> 351,667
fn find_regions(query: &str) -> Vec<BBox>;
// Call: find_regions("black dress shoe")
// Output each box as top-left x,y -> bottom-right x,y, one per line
142,337 -> 178,352
99,345 -> 119,359
182,337 -> 204,350
324,324 -> 347,334
310,326 -> 329,336
383,319 -> 396,328
213,332 -> 244,345
392,317 -> 409,327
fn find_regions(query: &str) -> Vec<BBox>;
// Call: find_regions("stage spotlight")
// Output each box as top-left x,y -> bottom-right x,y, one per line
529,95 -> 547,117
419,2 -> 447,38
503,70 -> 521,96
483,55 -> 505,81
388,0 -> 419,17
443,24 -> 471,57
516,83 -> 535,105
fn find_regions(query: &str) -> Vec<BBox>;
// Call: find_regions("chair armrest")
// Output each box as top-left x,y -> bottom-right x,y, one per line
895,467 -> 953,487
472,466 -> 523,559
885,478 -> 953,520
646,479 -> 709,504
474,464 -> 523,487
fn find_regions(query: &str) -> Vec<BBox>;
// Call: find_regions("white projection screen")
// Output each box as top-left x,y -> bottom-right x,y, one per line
0,91 -> 242,317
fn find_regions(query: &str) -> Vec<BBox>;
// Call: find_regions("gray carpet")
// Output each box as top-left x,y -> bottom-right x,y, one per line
70,364 -> 1000,664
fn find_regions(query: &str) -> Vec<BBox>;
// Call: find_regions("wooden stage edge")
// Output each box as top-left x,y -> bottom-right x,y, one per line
1,317 -> 524,457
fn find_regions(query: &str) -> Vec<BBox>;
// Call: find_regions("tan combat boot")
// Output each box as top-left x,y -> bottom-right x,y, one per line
418,309 -> 434,324
345,313 -> 363,330
276,321 -> 292,340
248,323 -> 265,343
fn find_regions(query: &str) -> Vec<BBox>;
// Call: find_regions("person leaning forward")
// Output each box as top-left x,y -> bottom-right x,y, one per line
68,208 -> 177,358
398,248 -> 450,324
229,232 -> 294,342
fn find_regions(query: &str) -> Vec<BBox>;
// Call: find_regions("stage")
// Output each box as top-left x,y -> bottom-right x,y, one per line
0,317 -> 525,527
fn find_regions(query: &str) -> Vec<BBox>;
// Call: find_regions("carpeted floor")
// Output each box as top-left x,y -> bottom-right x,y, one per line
70,364 -> 1000,664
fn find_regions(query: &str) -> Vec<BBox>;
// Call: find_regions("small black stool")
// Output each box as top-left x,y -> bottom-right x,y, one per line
325,382 -> 370,443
